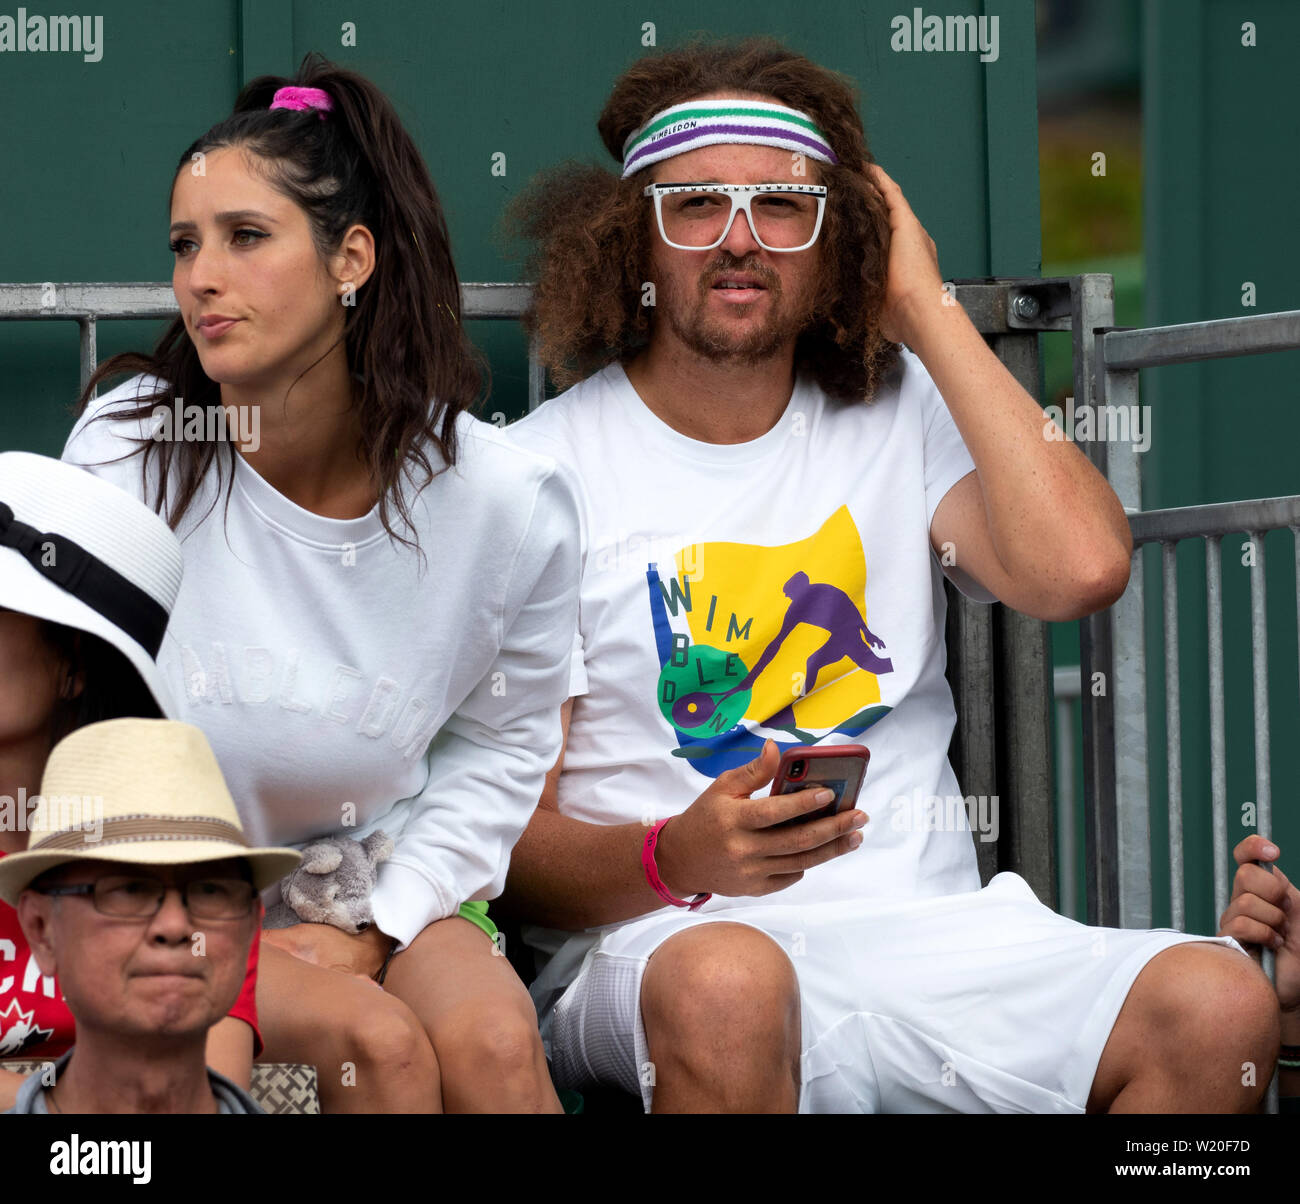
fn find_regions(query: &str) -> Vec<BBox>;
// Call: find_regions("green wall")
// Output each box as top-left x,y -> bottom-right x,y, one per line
1135,0 -> 1300,934
0,0 -> 1039,447
1049,0 -> 1300,930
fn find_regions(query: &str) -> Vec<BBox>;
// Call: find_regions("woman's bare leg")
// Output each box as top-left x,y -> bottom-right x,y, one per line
256,942 -> 441,1113
384,915 -> 560,1113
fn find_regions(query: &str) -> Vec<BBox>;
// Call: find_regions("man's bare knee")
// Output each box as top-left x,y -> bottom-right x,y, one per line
641,922 -> 800,1048
1115,943 -> 1280,1109
1173,946 -> 1280,1073
1144,945 -> 1277,1047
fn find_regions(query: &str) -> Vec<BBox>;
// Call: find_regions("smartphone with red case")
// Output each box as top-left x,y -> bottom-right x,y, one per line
770,744 -> 870,826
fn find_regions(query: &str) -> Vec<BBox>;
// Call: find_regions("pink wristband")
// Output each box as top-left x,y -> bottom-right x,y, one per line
643,819 -> 711,911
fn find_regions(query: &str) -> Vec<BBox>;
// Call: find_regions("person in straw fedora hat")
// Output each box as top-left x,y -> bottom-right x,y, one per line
0,452 -> 266,1107
2,718 -> 300,1114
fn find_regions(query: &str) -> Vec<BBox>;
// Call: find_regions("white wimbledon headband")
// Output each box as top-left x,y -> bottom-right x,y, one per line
621,99 -> 839,178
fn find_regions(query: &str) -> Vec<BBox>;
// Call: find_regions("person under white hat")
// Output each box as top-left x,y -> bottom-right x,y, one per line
0,453 -> 269,1106
0,450 -> 182,721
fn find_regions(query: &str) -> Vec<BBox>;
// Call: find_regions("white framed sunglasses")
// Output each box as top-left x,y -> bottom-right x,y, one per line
643,182 -> 828,252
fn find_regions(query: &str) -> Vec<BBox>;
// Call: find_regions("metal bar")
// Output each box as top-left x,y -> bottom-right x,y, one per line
1079,605 -> 1117,927
0,282 -> 540,321
1250,531 -> 1273,849
1132,496 -> 1300,545
1050,655 -> 1081,920
1103,310 -> 1300,370
943,277 -> 1074,333
1162,541 -> 1184,930
460,283 -> 537,319
7,283 -> 1290,353
0,280 -> 542,411
1075,275 -> 1119,929
77,316 -> 96,400
945,583 -> 998,887
1247,530 -> 1277,1116
0,282 -> 177,318
1095,321 -> 1152,930
987,327 -> 1055,906
1112,544 -> 1153,929
995,601 -> 1056,905
527,335 -> 544,413
1055,693 -> 1078,921
1052,666 -> 1082,928
1100,368 -> 1143,513
1206,536 -> 1229,922
1293,525 -> 1300,751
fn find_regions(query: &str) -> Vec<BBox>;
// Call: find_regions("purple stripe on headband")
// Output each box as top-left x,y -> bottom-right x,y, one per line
625,123 -> 838,173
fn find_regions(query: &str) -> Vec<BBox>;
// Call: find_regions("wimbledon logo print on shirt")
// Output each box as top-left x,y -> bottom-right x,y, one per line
648,505 -> 894,779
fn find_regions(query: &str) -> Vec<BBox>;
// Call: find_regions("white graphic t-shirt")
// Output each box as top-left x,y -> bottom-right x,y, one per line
503,350 -> 996,968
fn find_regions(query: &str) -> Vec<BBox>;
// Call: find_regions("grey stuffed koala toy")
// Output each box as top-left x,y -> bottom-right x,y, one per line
263,831 -> 393,934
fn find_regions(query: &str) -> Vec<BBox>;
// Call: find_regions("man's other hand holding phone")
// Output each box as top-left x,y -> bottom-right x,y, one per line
654,739 -> 868,901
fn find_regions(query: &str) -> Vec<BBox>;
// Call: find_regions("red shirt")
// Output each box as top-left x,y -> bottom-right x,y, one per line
0,853 -> 262,1058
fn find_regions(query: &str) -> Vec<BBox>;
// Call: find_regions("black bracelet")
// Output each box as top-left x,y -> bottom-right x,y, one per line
374,938 -> 400,986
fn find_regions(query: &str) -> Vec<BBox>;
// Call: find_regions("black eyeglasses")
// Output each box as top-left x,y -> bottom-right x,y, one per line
35,874 -> 256,920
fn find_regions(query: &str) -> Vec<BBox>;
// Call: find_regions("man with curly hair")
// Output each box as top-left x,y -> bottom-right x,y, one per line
500,38 -> 1276,1114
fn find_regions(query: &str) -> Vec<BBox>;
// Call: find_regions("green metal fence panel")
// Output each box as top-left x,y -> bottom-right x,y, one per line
1136,0 -> 1300,935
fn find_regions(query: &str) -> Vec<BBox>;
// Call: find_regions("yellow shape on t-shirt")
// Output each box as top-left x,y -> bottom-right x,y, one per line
673,505 -> 883,733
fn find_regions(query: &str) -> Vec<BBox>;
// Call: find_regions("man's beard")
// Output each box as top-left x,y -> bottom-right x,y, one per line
658,255 -> 819,365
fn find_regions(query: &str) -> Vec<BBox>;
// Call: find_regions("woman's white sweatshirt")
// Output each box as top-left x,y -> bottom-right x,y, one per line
63,376 -> 581,947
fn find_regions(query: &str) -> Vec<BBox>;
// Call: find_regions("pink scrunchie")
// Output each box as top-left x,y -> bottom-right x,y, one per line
269,85 -> 333,118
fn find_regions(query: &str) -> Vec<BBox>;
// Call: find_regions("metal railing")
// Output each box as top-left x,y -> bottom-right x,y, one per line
1077,310 -> 1300,931
0,281 -> 542,406
1053,665 -> 1082,921
1076,306 -> 1300,1114
1,276 -> 1088,912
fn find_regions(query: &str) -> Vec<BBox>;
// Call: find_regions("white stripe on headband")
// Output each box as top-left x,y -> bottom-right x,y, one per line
621,99 -> 839,179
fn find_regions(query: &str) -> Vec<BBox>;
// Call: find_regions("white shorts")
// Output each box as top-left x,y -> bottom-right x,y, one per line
544,872 -> 1246,1113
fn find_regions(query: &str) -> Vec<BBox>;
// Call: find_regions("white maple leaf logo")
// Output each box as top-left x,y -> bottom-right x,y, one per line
0,997 -> 55,1056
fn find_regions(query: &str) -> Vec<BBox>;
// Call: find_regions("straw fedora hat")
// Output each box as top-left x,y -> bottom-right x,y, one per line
0,718 -> 301,905
0,451 -> 182,718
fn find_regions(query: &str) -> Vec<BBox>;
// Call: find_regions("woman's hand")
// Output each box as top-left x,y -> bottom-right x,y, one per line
261,921 -> 392,982
1218,835 -> 1300,1012
864,162 -> 947,347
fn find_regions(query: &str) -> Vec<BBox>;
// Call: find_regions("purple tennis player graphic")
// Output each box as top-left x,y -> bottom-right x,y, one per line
648,533 -> 894,780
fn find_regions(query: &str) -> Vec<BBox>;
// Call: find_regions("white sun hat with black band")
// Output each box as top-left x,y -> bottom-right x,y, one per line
0,718 -> 301,905
0,451 -> 181,719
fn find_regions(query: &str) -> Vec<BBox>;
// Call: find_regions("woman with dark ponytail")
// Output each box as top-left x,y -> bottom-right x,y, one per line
62,54 -> 580,1113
